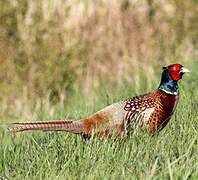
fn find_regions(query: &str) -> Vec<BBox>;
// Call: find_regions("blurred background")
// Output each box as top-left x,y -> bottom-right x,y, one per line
0,0 -> 197,121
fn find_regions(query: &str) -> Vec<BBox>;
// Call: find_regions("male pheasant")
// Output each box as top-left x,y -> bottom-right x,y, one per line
10,64 -> 190,138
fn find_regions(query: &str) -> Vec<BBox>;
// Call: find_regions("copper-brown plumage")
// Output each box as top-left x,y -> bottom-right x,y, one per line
9,64 -> 190,139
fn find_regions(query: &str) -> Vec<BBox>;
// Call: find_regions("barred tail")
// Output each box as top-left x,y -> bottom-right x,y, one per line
9,120 -> 84,134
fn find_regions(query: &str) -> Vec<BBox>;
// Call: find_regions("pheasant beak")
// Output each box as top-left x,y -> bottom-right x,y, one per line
180,67 -> 190,74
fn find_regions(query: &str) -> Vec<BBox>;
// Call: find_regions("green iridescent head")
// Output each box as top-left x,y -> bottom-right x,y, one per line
159,64 -> 190,95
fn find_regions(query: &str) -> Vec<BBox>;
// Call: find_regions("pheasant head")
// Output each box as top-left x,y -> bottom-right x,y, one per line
159,64 -> 190,95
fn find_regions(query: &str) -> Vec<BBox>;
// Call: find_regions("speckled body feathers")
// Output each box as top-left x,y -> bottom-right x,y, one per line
10,89 -> 179,138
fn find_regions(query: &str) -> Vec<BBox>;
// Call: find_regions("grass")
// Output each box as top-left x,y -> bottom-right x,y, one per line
0,64 -> 197,179
0,1 -> 197,179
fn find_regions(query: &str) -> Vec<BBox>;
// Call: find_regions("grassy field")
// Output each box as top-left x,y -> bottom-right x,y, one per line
0,1 -> 197,179
0,63 -> 197,180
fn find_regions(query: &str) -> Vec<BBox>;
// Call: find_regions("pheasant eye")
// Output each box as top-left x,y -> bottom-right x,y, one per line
171,66 -> 176,71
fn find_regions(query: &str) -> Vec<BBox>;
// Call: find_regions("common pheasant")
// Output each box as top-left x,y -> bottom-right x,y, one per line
10,64 -> 190,138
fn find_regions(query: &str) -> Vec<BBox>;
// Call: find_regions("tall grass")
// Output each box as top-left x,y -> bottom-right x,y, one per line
0,1 -> 197,178
0,63 -> 197,179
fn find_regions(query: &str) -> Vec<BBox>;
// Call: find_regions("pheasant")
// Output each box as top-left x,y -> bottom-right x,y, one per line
10,64 -> 190,138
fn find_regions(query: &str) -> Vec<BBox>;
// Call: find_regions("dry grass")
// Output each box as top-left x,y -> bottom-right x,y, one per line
0,2 -> 197,178
0,0 -> 197,119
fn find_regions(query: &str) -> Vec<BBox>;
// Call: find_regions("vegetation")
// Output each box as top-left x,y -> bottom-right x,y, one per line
0,0 -> 197,119
0,64 -> 197,179
0,0 -> 197,179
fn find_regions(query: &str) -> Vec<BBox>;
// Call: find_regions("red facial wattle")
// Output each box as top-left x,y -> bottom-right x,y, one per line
168,70 -> 182,81
167,64 -> 183,81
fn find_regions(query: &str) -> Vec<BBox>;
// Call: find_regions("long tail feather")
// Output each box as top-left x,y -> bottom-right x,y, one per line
9,120 -> 84,134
